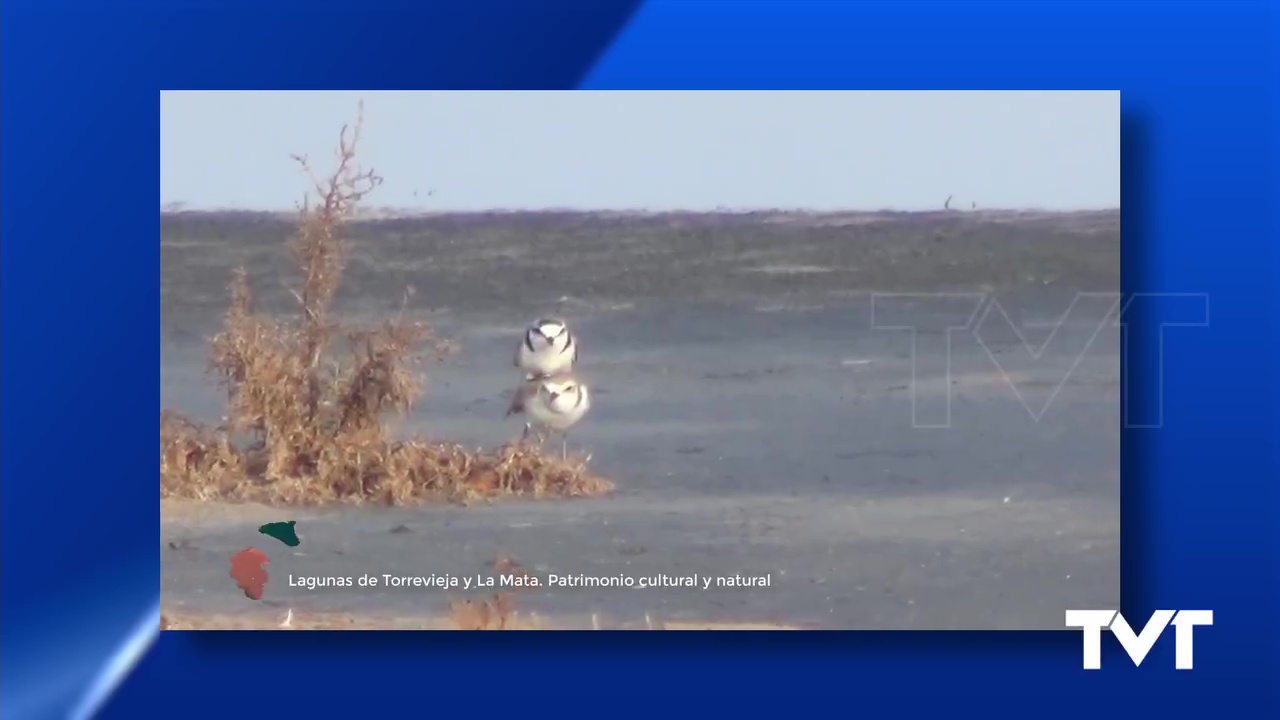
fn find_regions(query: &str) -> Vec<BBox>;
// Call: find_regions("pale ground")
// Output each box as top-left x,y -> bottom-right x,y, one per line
160,603 -> 807,631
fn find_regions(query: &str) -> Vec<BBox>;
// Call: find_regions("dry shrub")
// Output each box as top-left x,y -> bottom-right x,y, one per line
448,593 -> 524,630
161,103 -> 612,506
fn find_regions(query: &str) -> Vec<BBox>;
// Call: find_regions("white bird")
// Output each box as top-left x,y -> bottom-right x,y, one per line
514,318 -> 578,378
506,373 -> 592,459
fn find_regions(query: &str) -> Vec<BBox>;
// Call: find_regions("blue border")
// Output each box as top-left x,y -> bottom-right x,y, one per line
3,0 -> 1277,718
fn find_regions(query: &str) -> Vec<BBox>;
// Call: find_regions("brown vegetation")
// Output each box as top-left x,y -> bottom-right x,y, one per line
160,103 -> 612,506
447,593 -> 526,630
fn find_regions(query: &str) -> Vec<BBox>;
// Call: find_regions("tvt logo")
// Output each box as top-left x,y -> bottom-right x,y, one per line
870,292 -> 1210,428
1065,610 -> 1213,669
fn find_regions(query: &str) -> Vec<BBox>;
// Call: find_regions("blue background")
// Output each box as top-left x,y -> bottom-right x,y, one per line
2,0 -> 1276,717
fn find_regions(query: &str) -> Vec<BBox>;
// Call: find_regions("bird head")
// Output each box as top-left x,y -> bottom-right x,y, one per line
532,319 -> 569,348
542,379 -> 579,408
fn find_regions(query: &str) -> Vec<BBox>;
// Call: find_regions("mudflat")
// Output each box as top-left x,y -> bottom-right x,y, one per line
161,209 -> 1120,630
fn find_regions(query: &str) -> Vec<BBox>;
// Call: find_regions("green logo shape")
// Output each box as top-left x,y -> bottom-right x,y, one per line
258,521 -> 300,547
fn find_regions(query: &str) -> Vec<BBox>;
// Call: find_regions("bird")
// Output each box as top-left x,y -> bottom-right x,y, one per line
514,317 -> 578,378
505,372 -> 592,459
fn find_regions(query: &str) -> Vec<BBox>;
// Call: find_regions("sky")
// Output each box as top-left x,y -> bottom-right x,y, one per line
160,91 -> 1119,212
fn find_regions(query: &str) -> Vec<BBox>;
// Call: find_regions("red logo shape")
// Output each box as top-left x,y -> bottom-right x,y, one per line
230,547 -> 270,600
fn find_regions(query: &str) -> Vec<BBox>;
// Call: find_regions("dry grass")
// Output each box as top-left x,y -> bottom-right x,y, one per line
447,593 -> 528,630
160,103 -> 612,506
